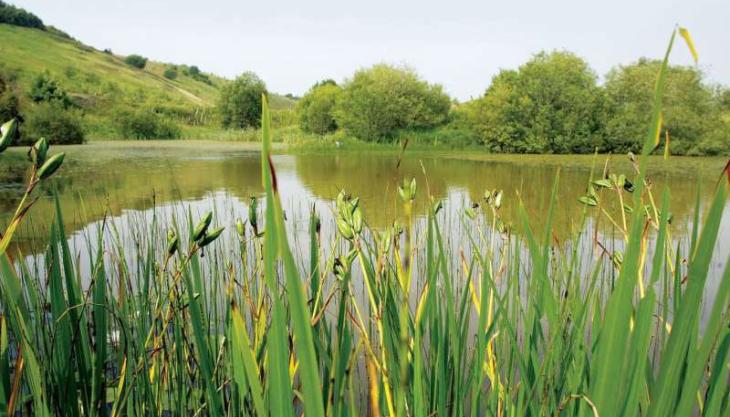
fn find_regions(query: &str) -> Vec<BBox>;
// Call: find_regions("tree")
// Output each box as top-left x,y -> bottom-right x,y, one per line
463,51 -> 606,153
334,64 -> 451,141
0,69 -> 19,124
29,72 -> 71,108
218,72 -> 267,129
604,59 -> 728,155
124,54 -> 148,69
297,82 -> 341,134
23,102 -> 84,145
0,1 -> 44,29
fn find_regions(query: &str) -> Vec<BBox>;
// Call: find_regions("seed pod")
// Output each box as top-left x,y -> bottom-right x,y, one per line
167,230 -> 179,256
236,218 -> 245,238
192,212 -> 213,242
409,177 -> 417,199
32,138 -> 49,167
352,207 -> 363,234
336,190 -> 347,208
623,179 -> 635,193
493,190 -> 503,210
248,197 -> 258,229
37,153 -> 65,180
333,256 -> 349,279
337,218 -> 354,240
199,226 -> 224,247
0,119 -> 17,153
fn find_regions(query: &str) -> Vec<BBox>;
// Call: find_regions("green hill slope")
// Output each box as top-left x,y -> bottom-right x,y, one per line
0,23 -> 296,140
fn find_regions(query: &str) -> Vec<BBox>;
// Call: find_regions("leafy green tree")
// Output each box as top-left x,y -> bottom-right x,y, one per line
0,1 -> 44,29
0,70 -> 19,124
23,102 -> 84,144
218,72 -> 267,129
114,108 -> 181,139
334,64 -> 451,141
604,58 -> 726,155
124,54 -> 148,69
29,72 -> 70,108
463,51 -> 606,153
298,82 -> 341,134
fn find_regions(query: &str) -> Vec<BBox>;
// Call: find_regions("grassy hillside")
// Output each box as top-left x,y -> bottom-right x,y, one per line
0,23 -> 296,140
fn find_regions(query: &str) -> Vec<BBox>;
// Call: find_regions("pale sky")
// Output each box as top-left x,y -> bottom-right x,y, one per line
11,0 -> 730,100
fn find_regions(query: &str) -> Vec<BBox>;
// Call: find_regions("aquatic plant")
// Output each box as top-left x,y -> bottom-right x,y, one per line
0,28 -> 727,417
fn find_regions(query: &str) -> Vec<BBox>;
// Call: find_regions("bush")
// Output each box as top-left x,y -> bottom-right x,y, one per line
297,83 -> 341,134
114,109 -> 181,139
124,54 -> 148,69
463,51 -> 606,154
22,102 -> 85,144
163,67 -> 178,80
0,70 -> 19,124
218,72 -> 267,129
334,64 -> 451,141
604,58 -> 726,155
0,1 -> 44,29
183,65 -> 212,84
29,72 -> 71,107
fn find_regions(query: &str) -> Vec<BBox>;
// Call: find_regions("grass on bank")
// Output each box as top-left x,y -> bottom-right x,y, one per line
0,27 -> 728,417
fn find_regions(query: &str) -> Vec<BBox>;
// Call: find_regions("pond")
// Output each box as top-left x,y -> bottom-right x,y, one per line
1,141 -> 728,278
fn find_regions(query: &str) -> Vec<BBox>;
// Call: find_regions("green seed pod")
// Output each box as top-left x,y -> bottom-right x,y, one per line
193,212 -> 213,242
0,119 -> 17,153
397,184 -> 407,201
333,256 -> 349,279
37,153 -> 65,180
336,189 -> 347,208
352,207 -> 363,234
409,177 -> 417,199
32,138 -> 49,167
248,197 -> 258,229
493,190 -> 503,210
199,226 -> 224,247
167,230 -> 179,256
337,218 -> 354,240
236,218 -> 245,238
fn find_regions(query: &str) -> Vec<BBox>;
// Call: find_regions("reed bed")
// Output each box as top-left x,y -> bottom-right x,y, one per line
0,28 -> 728,417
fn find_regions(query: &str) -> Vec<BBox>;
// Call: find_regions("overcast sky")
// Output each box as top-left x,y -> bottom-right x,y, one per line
11,0 -> 730,100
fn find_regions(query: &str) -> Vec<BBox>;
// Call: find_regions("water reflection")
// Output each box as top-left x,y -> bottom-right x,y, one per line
1,142 -> 727,260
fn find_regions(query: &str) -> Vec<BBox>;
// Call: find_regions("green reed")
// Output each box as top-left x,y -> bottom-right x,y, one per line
0,27 -> 728,417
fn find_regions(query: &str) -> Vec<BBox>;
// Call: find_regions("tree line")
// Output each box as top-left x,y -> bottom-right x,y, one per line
219,51 -> 729,155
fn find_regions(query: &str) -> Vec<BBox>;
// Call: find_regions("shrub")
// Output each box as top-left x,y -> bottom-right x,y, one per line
29,72 -> 71,108
183,65 -> 212,84
218,72 -> 267,129
604,58 -> 726,155
114,109 -> 181,139
297,83 -> 341,134
334,64 -> 451,141
124,54 -> 148,69
0,1 -> 44,29
22,102 -> 85,144
163,67 -> 178,80
463,51 -> 606,154
0,70 -> 19,124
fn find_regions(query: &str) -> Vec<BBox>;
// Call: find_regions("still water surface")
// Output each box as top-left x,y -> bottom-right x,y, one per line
1,141 -> 728,278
